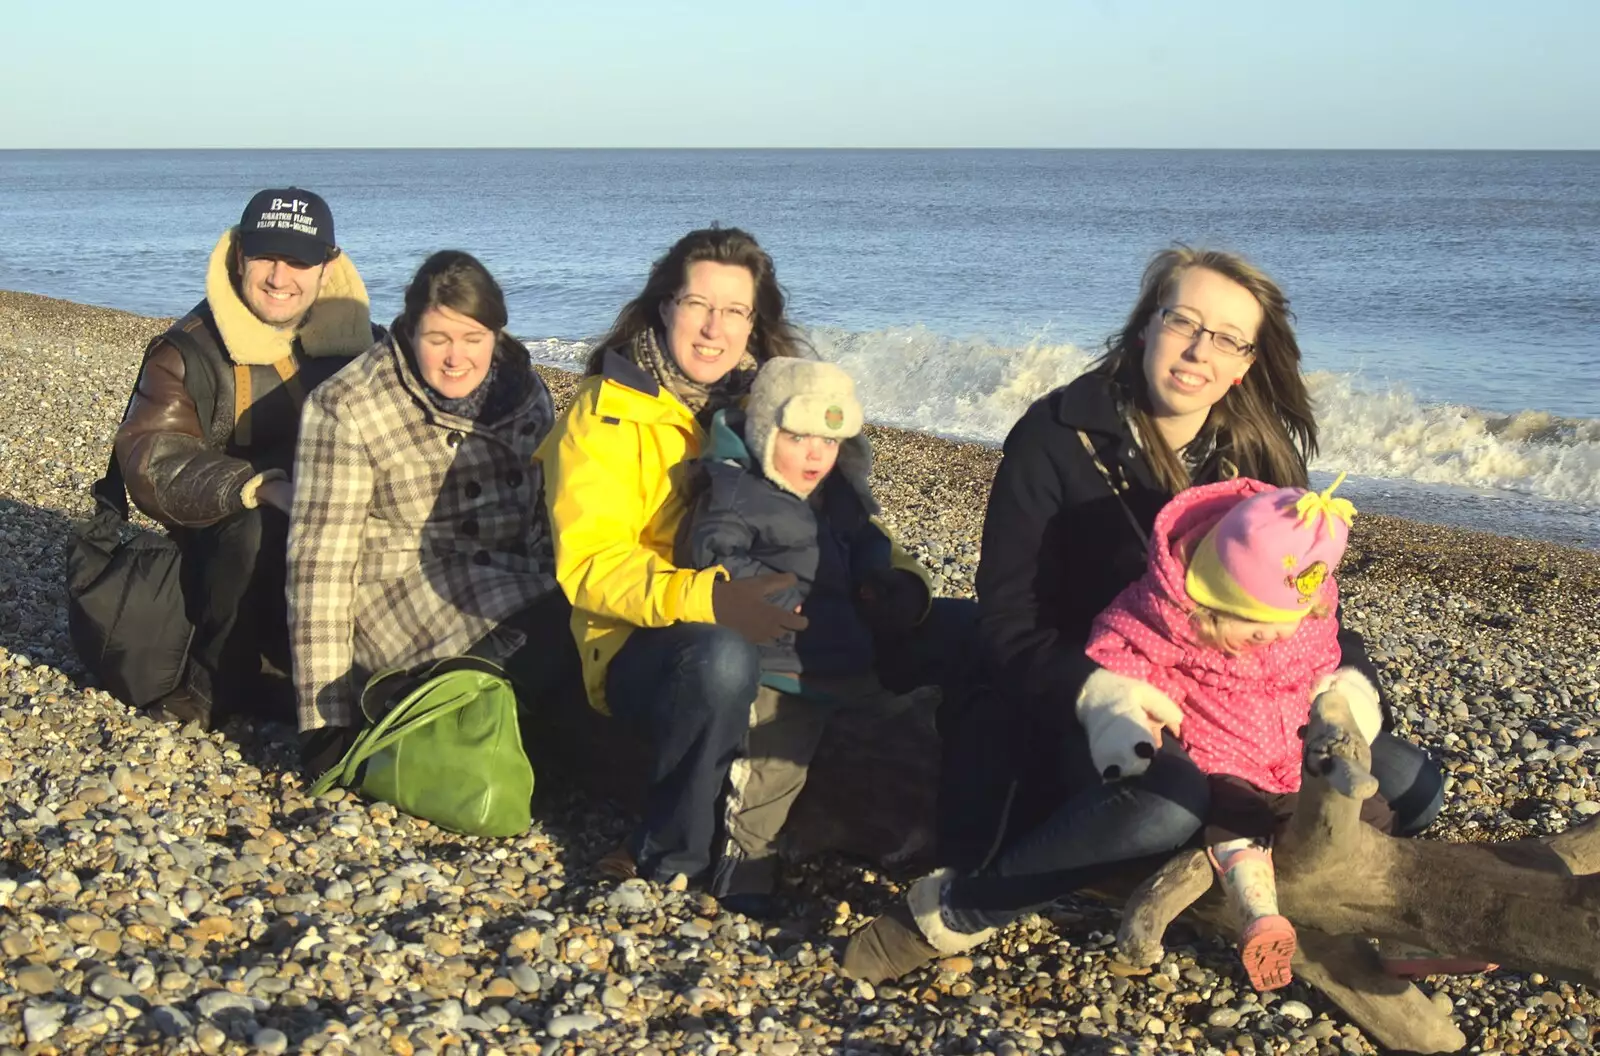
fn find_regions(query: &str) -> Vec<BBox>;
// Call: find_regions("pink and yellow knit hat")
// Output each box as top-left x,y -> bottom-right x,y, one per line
1185,473 -> 1357,623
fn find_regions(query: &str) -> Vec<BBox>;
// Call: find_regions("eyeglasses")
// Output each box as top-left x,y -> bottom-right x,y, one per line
1158,308 -> 1256,359
671,295 -> 755,331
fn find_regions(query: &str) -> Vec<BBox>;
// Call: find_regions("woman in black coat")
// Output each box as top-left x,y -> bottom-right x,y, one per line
844,247 -> 1446,982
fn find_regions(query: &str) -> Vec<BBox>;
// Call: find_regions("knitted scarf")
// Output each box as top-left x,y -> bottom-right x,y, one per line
634,327 -> 759,422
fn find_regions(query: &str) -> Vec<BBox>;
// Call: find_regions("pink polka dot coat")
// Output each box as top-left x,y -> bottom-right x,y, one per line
1085,479 -> 1342,794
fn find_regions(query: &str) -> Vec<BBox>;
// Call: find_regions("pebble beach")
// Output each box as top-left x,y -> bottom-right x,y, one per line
2,288 -> 1599,1056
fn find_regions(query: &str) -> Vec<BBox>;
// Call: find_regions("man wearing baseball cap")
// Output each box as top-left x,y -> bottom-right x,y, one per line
114,187 -> 384,729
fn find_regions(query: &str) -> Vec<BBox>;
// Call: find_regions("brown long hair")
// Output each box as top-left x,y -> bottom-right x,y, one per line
585,226 -> 809,375
1095,246 -> 1316,492
399,250 -> 508,335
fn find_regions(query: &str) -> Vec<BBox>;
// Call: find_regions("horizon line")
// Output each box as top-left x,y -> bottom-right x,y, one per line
4,145 -> 1599,153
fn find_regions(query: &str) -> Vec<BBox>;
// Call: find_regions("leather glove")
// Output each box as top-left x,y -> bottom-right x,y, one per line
1075,668 -> 1184,781
1312,667 -> 1383,744
712,572 -> 810,645
856,568 -> 927,636
300,725 -> 361,781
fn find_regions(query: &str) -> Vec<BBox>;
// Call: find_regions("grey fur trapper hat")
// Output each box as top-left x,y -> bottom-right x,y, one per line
744,358 -> 868,498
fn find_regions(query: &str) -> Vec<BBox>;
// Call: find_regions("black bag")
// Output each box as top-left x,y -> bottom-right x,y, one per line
66,330 -> 218,707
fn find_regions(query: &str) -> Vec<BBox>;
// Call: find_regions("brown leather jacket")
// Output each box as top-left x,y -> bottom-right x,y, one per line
114,232 -> 381,529
115,305 -> 379,529
115,312 -> 255,529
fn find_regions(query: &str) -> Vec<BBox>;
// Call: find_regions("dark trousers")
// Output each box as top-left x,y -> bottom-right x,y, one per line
942,729 -> 1445,933
607,622 -> 764,883
172,506 -> 292,721
476,589 -> 583,709
876,598 -> 982,698
609,598 -> 982,887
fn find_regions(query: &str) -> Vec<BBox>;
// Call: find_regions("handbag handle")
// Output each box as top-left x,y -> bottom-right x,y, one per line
308,657 -> 508,796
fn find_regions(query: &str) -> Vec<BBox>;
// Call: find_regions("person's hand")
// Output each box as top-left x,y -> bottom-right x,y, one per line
1075,668 -> 1183,781
856,568 -> 927,636
1312,667 -> 1383,744
712,573 -> 810,645
256,478 -> 295,515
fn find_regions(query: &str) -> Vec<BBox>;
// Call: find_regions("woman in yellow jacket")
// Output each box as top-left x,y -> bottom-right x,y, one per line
538,228 -> 815,886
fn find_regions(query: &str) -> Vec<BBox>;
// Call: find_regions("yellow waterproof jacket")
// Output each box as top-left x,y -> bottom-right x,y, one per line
538,350 -> 932,714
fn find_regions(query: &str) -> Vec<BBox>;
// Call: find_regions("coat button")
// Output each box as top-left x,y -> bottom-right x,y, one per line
461,518 -> 479,537
446,431 -> 465,448
473,550 -> 491,566
464,480 -> 482,499
505,470 -> 524,488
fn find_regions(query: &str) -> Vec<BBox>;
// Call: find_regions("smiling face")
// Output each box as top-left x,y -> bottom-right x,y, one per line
770,430 -> 841,497
238,254 -> 327,329
413,305 -> 497,399
660,260 -> 757,385
1141,266 -> 1263,447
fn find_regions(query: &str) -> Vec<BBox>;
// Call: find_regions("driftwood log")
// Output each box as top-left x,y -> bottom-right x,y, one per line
530,686 -> 1600,1054
1111,692 -> 1600,1053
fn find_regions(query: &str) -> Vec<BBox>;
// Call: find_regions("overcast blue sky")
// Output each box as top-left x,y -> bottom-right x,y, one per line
2,0 -> 1593,148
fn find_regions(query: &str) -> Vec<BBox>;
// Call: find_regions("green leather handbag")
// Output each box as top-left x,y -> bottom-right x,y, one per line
309,656 -> 534,838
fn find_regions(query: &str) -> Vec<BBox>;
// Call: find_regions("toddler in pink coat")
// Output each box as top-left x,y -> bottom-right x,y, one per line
1085,473 -> 1378,992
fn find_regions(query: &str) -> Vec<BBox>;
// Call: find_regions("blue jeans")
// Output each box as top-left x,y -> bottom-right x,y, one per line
606,623 -> 762,883
942,729 -> 1444,933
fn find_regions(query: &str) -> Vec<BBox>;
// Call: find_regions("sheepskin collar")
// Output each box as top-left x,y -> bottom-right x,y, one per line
203,228 -> 374,366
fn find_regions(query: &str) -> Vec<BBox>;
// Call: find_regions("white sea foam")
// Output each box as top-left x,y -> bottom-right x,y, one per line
522,326 -> 1600,544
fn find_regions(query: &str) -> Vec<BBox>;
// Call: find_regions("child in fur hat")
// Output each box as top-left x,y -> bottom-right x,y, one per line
675,357 -> 934,911
1082,473 -> 1383,993
678,357 -> 928,682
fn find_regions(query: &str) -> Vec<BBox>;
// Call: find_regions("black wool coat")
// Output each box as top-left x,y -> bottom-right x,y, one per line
975,371 -> 1385,745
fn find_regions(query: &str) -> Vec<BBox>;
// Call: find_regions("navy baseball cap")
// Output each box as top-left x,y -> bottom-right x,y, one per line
237,188 -> 336,265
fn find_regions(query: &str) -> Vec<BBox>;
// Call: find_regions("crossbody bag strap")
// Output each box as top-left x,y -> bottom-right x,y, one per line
1076,429 -> 1150,553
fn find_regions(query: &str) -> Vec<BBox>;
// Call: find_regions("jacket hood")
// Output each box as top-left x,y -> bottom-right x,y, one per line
1146,477 -> 1277,611
700,407 -> 879,514
204,228 -> 375,366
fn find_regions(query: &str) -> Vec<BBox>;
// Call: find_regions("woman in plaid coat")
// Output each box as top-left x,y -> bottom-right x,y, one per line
287,251 -> 573,776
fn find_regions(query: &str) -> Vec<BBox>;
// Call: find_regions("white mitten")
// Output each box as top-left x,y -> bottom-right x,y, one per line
1076,668 -> 1184,781
1312,667 -> 1383,744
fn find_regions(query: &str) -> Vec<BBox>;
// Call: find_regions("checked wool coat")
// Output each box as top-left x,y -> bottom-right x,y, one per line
286,333 -> 558,731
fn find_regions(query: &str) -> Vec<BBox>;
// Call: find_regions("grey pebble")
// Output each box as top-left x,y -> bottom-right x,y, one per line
22,1004 -> 66,1044
252,1027 -> 290,1054
430,999 -> 463,1030
546,1012 -> 605,1038
89,974 -> 140,1001
147,1005 -> 194,1037
196,990 -> 258,1018
1278,1000 -> 1314,1023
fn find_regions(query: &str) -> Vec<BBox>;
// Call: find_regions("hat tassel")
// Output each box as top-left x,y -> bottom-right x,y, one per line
1294,471 -> 1357,531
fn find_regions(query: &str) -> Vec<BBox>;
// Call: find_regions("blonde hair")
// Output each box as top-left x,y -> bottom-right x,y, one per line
1095,246 -> 1316,494
1189,600 -> 1332,656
